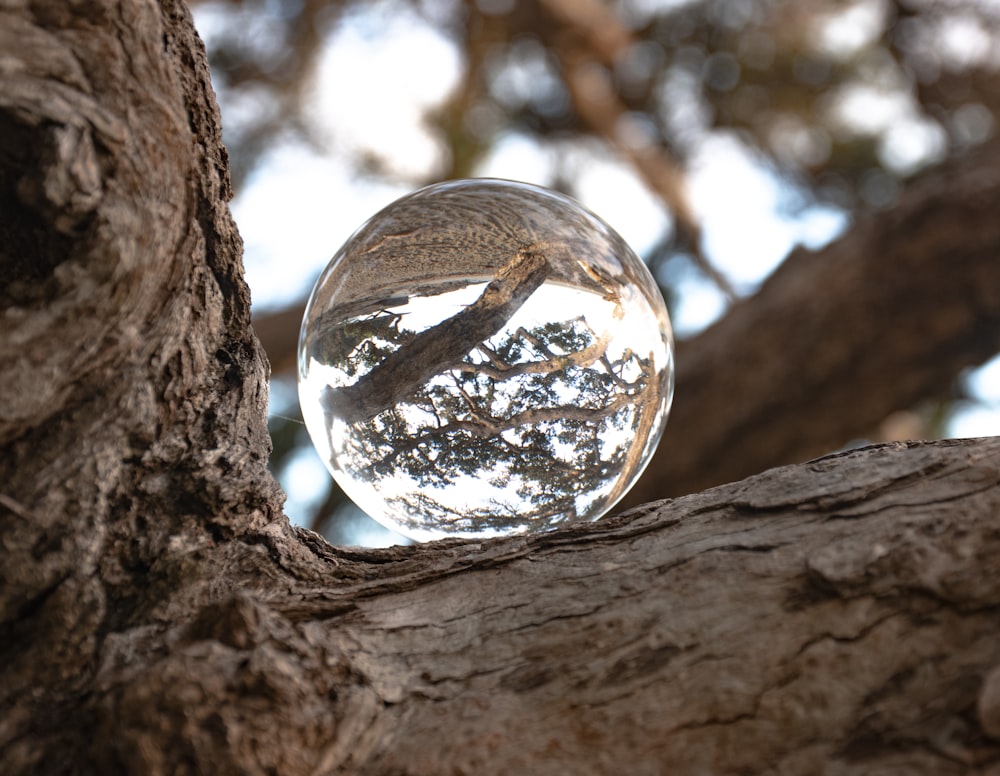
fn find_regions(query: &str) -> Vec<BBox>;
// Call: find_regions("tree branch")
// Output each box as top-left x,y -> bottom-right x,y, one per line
625,142 -> 1000,506
320,246 -> 552,424
85,438 -> 1000,774
463,321 -> 612,380
536,0 -> 737,300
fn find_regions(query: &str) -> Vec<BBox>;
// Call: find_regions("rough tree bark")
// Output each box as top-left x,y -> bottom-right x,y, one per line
3,3 -> 1000,775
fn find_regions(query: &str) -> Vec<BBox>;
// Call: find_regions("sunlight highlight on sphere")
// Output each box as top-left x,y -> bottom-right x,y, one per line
298,179 -> 674,542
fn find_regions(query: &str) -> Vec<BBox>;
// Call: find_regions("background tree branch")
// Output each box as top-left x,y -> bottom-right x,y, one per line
626,142 -> 1000,506
254,140 -> 1000,508
235,0 -> 1000,538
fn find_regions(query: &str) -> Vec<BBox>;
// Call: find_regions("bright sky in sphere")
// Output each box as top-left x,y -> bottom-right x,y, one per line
194,3 -> 1000,545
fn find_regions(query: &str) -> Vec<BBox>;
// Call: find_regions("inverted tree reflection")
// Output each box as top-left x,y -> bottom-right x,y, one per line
318,297 -> 659,536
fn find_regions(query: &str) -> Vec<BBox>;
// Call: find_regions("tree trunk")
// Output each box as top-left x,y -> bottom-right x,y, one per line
3,3 -> 1000,775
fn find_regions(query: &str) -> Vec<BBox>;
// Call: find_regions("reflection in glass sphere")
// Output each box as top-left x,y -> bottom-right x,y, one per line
298,179 -> 674,542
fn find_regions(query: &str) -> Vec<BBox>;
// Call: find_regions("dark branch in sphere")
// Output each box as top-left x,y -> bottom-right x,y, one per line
323,246 -> 553,425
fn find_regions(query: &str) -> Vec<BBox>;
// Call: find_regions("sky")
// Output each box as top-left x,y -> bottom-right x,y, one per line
193,1 -> 1000,546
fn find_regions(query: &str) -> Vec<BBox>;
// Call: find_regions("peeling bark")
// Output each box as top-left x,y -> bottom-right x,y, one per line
4,3 -> 1000,776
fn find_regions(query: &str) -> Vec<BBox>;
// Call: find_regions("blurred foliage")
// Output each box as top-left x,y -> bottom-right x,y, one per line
197,0 -> 1000,200
193,0 -> 1000,542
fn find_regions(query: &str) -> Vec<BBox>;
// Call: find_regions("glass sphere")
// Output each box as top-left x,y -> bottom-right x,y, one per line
298,179 -> 673,542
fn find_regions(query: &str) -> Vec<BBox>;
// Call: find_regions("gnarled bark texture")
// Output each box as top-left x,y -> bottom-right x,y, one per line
3,3 -> 1000,775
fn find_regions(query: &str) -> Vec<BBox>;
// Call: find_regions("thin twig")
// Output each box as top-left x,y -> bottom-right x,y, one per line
537,0 -> 737,300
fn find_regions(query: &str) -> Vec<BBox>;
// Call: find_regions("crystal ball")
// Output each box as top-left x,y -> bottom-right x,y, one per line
297,179 -> 674,542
